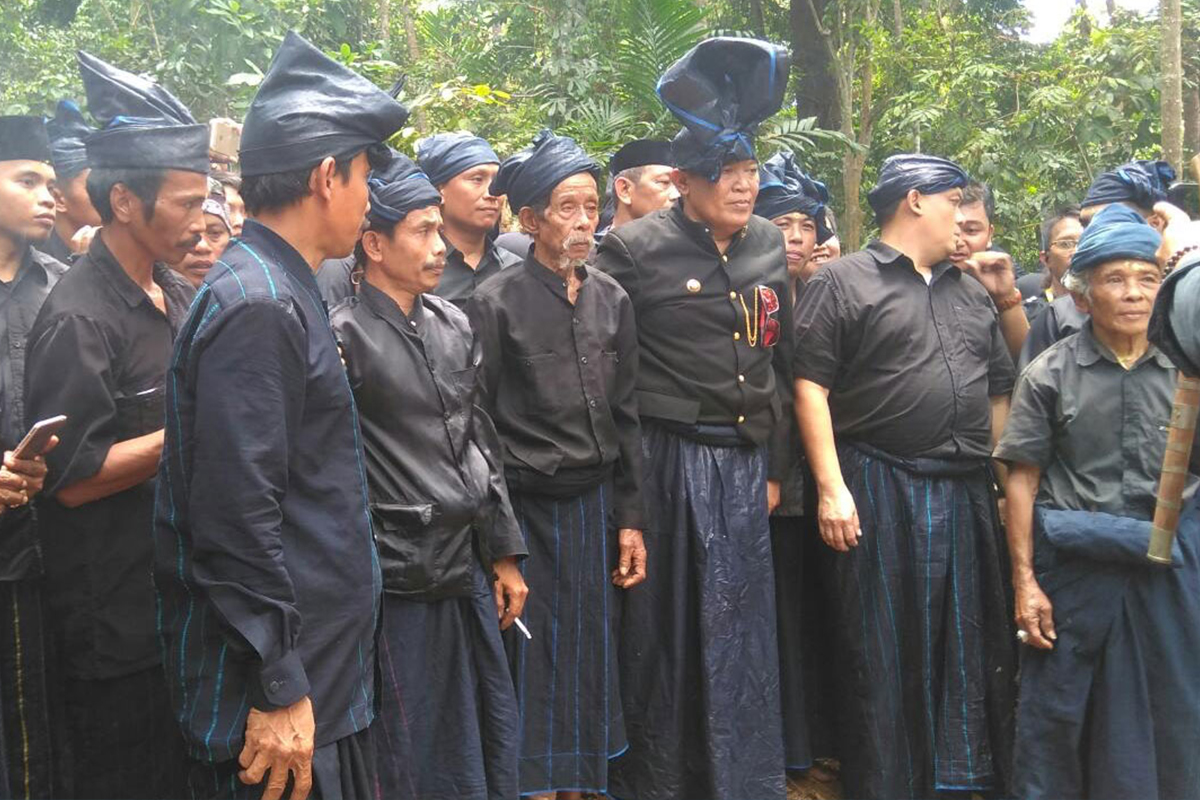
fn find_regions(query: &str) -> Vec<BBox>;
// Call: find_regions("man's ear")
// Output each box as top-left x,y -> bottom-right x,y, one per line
614,175 -> 634,206
361,229 -> 385,263
109,182 -> 138,224
1070,289 -> 1091,314
50,183 -> 68,214
310,156 -> 339,203
670,168 -> 689,199
517,206 -> 540,236
904,188 -> 924,218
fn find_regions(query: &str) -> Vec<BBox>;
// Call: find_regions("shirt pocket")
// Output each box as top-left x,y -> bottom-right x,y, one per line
600,349 -> 620,396
951,303 -> 993,360
512,351 -> 564,415
113,386 -> 165,440
370,502 -> 441,593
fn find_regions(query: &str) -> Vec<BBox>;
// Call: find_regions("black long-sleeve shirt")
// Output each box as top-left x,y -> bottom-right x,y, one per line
467,254 -> 645,530
594,201 -> 794,479
331,283 -> 526,599
153,221 -> 380,761
25,234 -> 194,679
0,247 -> 67,582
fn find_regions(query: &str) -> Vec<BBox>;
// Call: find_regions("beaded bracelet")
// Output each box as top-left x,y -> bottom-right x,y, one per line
1166,245 -> 1200,274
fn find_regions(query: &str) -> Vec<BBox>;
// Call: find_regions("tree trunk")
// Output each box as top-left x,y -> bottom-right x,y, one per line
399,0 -> 426,132
1162,0 -> 1184,167
892,0 -> 902,35
747,0 -> 766,36
378,0 -> 389,40
790,0 -> 840,129
1185,82 -> 1200,161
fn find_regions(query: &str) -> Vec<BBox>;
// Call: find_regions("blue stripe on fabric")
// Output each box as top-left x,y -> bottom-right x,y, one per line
216,260 -> 247,299
186,605 -> 210,723
948,481 -> 976,777
767,46 -> 776,101
575,495 -> 585,777
225,688 -> 248,751
203,643 -> 229,761
865,459 -> 915,794
234,241 -> 278,299
547,500 -> 562,760
194,300 -> 222,337
924,478 -> 939,779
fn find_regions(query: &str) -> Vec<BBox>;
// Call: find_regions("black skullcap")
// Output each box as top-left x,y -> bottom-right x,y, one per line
239,31 -> 410,178
491,129 -> 601,213
609,139 -> 674,176
754,151 -> 833,243
867,153 -> 969,217
657,37 -> 789,181
1082,159 -> 1175,211
415,132 -> 499,187
77,51 -> 209,173
46,101 -> 93,179
0,117 -> 51,164
367,149 -> 443,225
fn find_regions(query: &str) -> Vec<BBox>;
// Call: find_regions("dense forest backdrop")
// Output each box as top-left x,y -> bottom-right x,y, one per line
2,0 -> 1198,265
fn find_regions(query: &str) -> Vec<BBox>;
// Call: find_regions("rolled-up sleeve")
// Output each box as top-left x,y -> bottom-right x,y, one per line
994,366 -> 1056,468
186,299 -> 311,710
792,274 -> 844,389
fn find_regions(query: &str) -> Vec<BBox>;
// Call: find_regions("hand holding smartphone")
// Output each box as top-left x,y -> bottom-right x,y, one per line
13,415 -> 67,460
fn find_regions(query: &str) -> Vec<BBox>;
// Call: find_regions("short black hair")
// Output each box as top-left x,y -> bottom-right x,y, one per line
961,180 -> 995,221
241,155 -> 356,216
86,167 -> 167,224
1039,204 -> 1082,251
353,215 -> 400,273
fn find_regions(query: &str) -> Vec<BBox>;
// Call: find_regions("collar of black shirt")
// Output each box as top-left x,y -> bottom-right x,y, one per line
443,232 -> 499,271
865,239 -> 958,283
523,250 -> 589,299
239,219 -> 327,306
1075,318 -> 1174,369
86,233 -> 190,310
359,279 -> 426,334
1,246 -> 52,294
669,198 -> 749,255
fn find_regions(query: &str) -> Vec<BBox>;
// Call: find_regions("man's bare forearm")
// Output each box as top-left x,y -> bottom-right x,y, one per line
795,378 -> 843,491
57,429 -> 164,508
997,305 -> 1030,361
1004,463 -> 1041,583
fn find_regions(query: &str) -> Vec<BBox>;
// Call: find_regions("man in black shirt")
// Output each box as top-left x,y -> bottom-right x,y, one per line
468,129 -> 646,799
599,139 -> 677,237
24,53 -> 208,799
793,154 -> 1016,799
596,38 -> 793,800
154,32 -> 406,800
416,131 -> 521,307
331,152 -> 526,800
0,115 -> 69,800
40,101 -> 100,265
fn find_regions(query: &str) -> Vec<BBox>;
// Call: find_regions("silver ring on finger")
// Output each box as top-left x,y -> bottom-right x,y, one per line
1016,629 -> 1029,643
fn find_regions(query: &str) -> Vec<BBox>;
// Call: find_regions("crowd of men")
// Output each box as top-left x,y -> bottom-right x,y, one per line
1,29 -> 1200,800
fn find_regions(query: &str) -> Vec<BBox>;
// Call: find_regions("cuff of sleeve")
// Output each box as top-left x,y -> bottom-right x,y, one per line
251,649 -> 310,711
614,509 -> 645,532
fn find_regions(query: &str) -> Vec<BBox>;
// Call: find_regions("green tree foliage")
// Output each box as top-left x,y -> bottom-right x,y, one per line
0,0 -> 1190,266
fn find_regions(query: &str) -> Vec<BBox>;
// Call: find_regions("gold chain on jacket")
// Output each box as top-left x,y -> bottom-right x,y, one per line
738,288 -> 759,348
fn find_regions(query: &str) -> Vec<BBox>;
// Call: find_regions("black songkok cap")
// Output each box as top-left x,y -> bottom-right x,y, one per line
491,129 -> 601,214
415,132 -> 499,187
608,139 -> 674,176
46,100 -> 93,179
240,31 -> 410,178
77,50 -> 209,173
367,149 -> 443,225
1082,159 -> 1175,211
754,151 -> 833,243
0,116 -> 52,164
657,37 -> 789,181
867,153 -> 969,217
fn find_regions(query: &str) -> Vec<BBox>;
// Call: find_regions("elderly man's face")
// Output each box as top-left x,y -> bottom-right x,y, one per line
616,165 -> 678,221
522,172 -> 599,268
1077,258 -> 1162,339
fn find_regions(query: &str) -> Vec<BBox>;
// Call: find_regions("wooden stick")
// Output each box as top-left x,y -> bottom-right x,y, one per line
1149,376 -> 1200,563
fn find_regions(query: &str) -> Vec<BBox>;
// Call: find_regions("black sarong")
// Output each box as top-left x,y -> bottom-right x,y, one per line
505,480 -> 626,795
610,423 -> 785,800
0,581 -> 53,800
830,442 -> 1014,799
373,564 -> 519,800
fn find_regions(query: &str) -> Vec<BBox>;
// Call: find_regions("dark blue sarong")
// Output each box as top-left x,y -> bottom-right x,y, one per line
830,442 -> 1015,799
610,424 -> 786,800
372,563 -> 519,800
505,481 -> 626,796
0,581 -> 53,800
1013,506 -> 1200,799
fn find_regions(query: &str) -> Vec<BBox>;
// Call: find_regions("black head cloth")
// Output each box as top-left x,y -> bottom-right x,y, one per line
46,100 -> 94,179
866,153 -> 969,217
367,149 -> 443,226
656,37 -> 790,181
0,116 -> 52,164
76,50 -> 209,173
608,139 -> 674,176
754,151 -> 833,243
240,31 -> 410,178
490,129 -> 601,214
415,132 -> 499,187
1082,159 -> 1176,211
